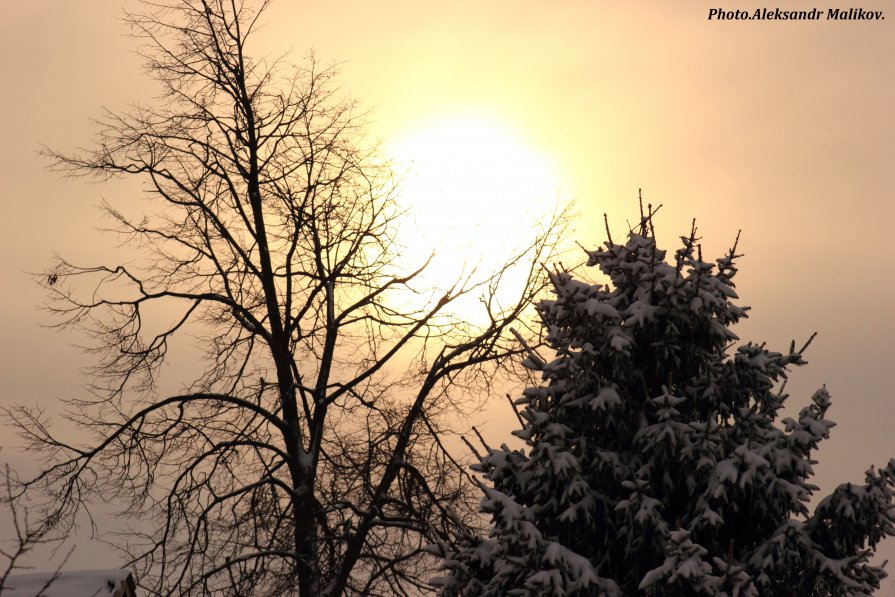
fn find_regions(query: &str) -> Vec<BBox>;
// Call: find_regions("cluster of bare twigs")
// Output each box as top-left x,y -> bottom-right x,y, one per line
0,462 -> 71,595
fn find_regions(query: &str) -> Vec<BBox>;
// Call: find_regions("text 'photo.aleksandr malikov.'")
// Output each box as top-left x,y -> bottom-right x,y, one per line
708,7 -> 885,20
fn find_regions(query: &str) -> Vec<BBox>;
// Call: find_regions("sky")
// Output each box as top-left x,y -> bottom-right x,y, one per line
1,0 -> 894,591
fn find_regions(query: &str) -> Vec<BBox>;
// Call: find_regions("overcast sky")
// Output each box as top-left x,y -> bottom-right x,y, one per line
1,0 -> 893,591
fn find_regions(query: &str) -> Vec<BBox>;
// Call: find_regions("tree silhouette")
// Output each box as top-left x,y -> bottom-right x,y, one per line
436,203 -> 895,596
5,1 -> 563,595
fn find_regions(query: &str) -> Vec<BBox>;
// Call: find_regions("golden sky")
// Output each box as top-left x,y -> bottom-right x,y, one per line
1,0 -> 894,588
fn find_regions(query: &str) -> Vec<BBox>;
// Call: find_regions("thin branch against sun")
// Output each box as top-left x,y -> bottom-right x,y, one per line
386,116 -> 573,323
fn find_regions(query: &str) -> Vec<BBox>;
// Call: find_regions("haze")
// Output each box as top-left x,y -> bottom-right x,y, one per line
1,0 -> 892,592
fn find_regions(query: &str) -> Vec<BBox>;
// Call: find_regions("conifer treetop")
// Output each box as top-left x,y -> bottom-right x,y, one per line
435,202 -> 895,596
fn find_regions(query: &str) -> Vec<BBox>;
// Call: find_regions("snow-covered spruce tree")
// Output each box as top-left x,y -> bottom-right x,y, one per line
434,206 -> 895,596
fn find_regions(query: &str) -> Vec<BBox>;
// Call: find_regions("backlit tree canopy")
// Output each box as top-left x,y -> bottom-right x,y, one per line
5,1 -> 563,595
437,205 -> 895,596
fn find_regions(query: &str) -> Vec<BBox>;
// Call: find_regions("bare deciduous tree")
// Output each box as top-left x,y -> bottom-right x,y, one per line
5,1 -> 564,595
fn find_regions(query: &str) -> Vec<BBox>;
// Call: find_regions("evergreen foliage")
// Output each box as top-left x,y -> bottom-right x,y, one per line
434,205 -> 895,596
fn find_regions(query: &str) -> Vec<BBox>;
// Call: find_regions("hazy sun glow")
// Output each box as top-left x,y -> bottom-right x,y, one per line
387,117 -> 564,321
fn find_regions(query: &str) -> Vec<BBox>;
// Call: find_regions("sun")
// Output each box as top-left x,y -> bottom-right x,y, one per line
386,116 -> 565,321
